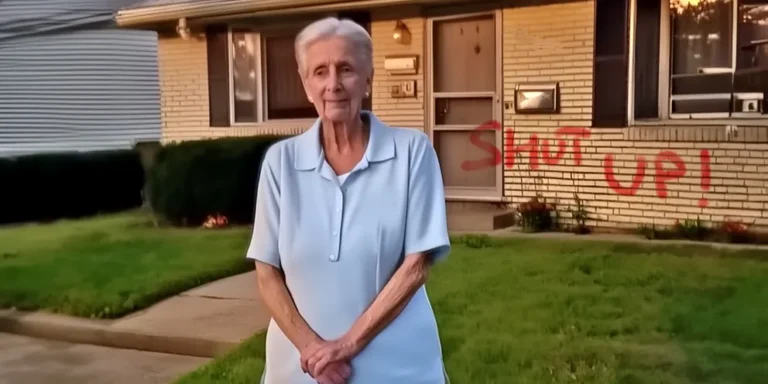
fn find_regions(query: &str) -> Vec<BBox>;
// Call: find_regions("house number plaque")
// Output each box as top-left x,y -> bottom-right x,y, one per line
390,80 -> 416,98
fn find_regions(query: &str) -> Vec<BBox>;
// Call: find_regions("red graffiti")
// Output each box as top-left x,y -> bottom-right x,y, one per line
555,127 -> 590,165
504,130 -> 539,169
604,154 -> 647,196
541,137 -> 566,165
461,120 -> 502,171
654,151 -> 687,199
470,124 -> 590,170
461,120 -> 712,207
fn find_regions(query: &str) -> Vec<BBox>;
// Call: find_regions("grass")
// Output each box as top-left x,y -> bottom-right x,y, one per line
0,210 -> 253,318
176,235 -> 768,384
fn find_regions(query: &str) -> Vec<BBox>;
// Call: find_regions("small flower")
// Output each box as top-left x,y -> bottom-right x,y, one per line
202,214 -> 229,229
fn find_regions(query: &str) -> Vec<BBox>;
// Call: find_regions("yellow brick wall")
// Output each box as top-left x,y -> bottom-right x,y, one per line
157,35 -> 209,142
157,34 -> 314,144
501,1 -> 768,230
370,11 -> 426,130
158,17 -> 423,143
154,3 -> 768,230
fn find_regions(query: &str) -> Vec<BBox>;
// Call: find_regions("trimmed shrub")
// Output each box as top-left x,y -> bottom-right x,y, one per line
0,150 -> 145,225
147,135 -> 290,227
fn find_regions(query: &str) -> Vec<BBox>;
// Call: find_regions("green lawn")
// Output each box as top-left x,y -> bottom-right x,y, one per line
176,236 -> 768,384
0,210 -> 253,318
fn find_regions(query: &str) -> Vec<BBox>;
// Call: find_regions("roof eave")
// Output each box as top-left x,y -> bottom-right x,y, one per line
115,0 -> 467,29
115,0 -> 355,28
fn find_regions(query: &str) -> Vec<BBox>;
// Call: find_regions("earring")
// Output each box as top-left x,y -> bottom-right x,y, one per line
365,92 -> 370,98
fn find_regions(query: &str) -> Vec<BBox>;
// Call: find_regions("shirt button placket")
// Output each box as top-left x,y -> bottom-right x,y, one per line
330,187 -> 343,262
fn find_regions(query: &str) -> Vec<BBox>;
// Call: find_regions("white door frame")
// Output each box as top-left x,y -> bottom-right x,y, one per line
425,9 -> 504,201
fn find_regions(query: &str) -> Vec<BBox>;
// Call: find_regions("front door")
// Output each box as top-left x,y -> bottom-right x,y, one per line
427,11 -> 503,200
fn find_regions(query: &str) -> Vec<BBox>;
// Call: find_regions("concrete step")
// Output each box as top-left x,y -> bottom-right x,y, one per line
446,201 -> 517,232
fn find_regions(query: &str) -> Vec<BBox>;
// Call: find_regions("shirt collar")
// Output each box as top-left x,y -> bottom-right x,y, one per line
294,110 -> 396,171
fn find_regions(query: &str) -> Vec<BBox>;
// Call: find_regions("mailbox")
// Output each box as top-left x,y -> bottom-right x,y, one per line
384,55 -> 418,75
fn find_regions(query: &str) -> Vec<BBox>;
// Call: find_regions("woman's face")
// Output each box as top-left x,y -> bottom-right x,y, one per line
301,36 -> 371,123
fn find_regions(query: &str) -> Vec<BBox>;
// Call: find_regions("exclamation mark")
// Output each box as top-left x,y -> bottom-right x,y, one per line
698,149 -> 711,208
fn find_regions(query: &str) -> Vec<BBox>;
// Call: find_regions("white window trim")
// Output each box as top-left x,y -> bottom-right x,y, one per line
628,0 -> 768,125
226,24 -> 318,127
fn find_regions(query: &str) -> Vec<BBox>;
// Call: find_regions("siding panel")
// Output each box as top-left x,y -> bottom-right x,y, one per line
0,0 -> 140,41
0,28 -> 161,156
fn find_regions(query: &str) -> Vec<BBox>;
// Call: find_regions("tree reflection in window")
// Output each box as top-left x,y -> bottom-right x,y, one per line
231,30 -> 258,122
670,0 -> 733,75
737,2 -> 768,69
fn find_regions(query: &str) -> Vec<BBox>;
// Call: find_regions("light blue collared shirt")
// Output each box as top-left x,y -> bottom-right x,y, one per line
247,111 -> 451,384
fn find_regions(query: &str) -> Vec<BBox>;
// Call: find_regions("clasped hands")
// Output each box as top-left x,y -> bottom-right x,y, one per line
300,336 -> 360,384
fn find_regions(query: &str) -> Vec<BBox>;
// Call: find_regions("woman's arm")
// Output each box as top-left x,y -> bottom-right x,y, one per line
304,252 -> 432,377
257,261 -> 353,383
255,261 -> 322,352
249,147 -> 320,350
342,252 -> 430,350
341,133 -> 450,351
247,146 -> 351,382
306,132 -> 451,377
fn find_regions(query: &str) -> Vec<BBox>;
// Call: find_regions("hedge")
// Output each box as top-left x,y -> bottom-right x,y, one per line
0,150 -> 145,225
147,135 -> 290,227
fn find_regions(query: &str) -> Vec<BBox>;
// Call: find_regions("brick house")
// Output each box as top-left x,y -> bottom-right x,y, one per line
116,0 -> 768,232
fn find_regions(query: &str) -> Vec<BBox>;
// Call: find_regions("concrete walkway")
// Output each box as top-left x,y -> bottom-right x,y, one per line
0,332 -> 209,384
112,271 -> 271,347
0,271 -> 269,358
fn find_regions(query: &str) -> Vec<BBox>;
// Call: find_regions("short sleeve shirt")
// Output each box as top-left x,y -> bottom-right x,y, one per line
247,112 -> 451,384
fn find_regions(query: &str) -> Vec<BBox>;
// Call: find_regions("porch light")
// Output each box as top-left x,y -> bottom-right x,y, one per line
393,20 -> 411,45
176,17 -> 190,40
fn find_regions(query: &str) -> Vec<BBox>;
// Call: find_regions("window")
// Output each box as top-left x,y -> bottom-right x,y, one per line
629,0 -> 768,121
229,28 -> 317,124
264,35 -> 317,119
668,0 -> 738,117
205,15 -> 370,127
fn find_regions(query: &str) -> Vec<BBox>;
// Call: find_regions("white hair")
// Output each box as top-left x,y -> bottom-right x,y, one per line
295,17 -> 373,78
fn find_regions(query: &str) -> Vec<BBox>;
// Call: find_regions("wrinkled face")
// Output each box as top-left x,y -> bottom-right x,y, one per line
301,36 -> 371,123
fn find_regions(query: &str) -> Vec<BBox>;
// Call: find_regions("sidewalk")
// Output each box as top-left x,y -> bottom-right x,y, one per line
0,332 -> 209,384
0,271 -> 269,358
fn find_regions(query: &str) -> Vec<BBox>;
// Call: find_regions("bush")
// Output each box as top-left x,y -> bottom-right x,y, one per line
0,150 -> 145,225
455,234 -> 494,248
516,196 -> 556,233
148,135 -> 290,227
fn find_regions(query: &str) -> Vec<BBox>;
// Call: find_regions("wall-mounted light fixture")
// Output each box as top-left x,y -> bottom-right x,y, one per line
176,17 -> 191,40
392,20 -> 411,45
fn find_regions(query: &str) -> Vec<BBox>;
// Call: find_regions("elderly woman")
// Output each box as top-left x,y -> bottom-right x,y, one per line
246,16 -> 451,384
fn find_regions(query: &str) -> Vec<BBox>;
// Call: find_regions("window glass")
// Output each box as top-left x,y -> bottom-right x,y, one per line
737,1 -> 768,69
231,30 -> 259,123
264,35 -> 317,120
670,0 -> 734,75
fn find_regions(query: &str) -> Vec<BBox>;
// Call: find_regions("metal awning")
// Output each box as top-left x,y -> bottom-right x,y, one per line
115,0 -> 466,28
